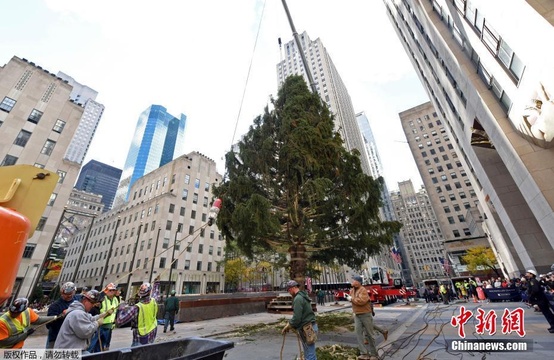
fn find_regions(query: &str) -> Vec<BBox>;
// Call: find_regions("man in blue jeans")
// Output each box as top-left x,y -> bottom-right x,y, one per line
88,283 -> 119,352
281,280 -> 318,360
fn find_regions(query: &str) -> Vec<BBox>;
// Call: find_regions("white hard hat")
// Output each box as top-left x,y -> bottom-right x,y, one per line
526,269 -> 537,276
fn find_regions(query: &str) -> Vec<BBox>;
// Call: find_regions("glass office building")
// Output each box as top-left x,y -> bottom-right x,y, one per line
75,159 -> 122,212
114,105 -> 186,206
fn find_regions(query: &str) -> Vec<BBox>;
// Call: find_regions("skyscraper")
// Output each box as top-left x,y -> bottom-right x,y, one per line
276,32 -> 371,175
75,159 -> 122,212
57,71 -> 105,165
384,0 -> 554,276
390,180 -> 447,285
399,102 -> 490,275
356,112 -> 413,285
0,56 -> 90,298
114,105 -> 186,207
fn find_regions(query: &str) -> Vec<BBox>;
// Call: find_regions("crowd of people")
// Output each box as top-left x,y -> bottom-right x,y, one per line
0,280 -> 171,352
418,270 -> 554,334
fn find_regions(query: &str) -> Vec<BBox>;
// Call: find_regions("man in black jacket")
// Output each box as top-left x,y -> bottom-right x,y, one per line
163,290 -> 179,333
525,269 -> 554,333
46,282 -> 76,348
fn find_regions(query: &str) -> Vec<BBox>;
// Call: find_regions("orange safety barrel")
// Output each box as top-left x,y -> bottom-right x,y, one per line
0,206 -> 31,304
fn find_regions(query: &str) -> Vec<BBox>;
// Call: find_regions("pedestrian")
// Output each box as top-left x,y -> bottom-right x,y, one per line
88,283 -> 120,352
281,280 -> 318,360
346,274 -> 380,360
116,282 -> 159,347
525,269 -> 554,333
46,281 -> 76,348
317,289 -> 325,306
54,290 -> 113,351
439,283 -> 449,304
163,289 -> 179,333
0,298 -> 57,349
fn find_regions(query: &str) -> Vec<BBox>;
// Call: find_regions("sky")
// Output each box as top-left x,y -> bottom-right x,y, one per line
0,0 -> 429,191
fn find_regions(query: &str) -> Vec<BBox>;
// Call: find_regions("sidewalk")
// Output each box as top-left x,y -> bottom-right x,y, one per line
23,302 -> 350,350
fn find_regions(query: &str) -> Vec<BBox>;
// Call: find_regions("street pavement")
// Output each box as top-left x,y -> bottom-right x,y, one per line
23,299 -> 554,359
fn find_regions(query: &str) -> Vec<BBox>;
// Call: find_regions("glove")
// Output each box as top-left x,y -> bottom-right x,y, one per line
345,293 -> 352,301
97,317 -> 105,326
281,323 -> 292,335
26,328 -> 35,336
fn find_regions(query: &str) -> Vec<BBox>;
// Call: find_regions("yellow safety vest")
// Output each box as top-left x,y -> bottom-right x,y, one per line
0,310 -> 30,348
136,300 -> 158,336
100,296 -> 120,325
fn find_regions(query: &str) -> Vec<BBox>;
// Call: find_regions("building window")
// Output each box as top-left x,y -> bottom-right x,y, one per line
36,217 -> 48,231
184,260 -> 190,270
198,244 -> 203,254
1,155 -> 18,166
439,196 -> 446,203
458,215 -> 466,222
453,230 -> 461,238
191,210 -> 196,219
0,97 -> 16,112
196,261 -> 202,271
443,206 -> 451,214
194,178 -> 200,189
447,216 -> 455,224
159,257 -> 166,268
169,204 -> 175,213
463,228 -> 471,236
14,130 -> 32,147
166,220 -> 172,231
203,197 -> 209,207
205,182 -> 210,191
184,174 -> 190,184
41,139 -> 56,155
48,193 -> 57,206
28,109 -> 43,124
22,244 -> 36,258
193,194 -> 198,204
182,189 -> 188,200
189,225 -> 194,235
53,119 -> 66,133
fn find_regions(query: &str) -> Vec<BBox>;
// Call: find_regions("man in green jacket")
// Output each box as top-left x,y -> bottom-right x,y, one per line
163,290 -> 180,333
281,280 -> 318,360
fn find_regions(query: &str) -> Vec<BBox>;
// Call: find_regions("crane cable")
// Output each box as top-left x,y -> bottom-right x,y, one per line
230,0 -> 268,148
112,222 -> 211,287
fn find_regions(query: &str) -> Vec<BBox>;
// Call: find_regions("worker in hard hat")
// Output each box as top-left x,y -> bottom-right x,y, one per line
88,283 -> 120,352
163,289 -> 180,333
46,281 -> 77,348
525,269 -> 554,333
116,282 -> 159,347
54,290 -> 113,351
0,298 -> 56,349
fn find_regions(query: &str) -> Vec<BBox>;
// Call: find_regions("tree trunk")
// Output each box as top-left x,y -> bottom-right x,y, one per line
289,243 -> 307,290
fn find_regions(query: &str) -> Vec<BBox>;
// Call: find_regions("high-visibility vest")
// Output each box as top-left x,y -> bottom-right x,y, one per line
101,296 -> 120,325
0,310 -> 30,348
136,300 -> 158,336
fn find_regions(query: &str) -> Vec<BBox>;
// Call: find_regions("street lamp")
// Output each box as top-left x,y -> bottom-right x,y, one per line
100,216 -> 121,289
125,222 -> 143,300
167,224 -> 182,296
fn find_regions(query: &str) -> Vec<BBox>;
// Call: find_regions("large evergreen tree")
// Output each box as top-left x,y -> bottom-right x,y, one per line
214,75 -> 401,286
